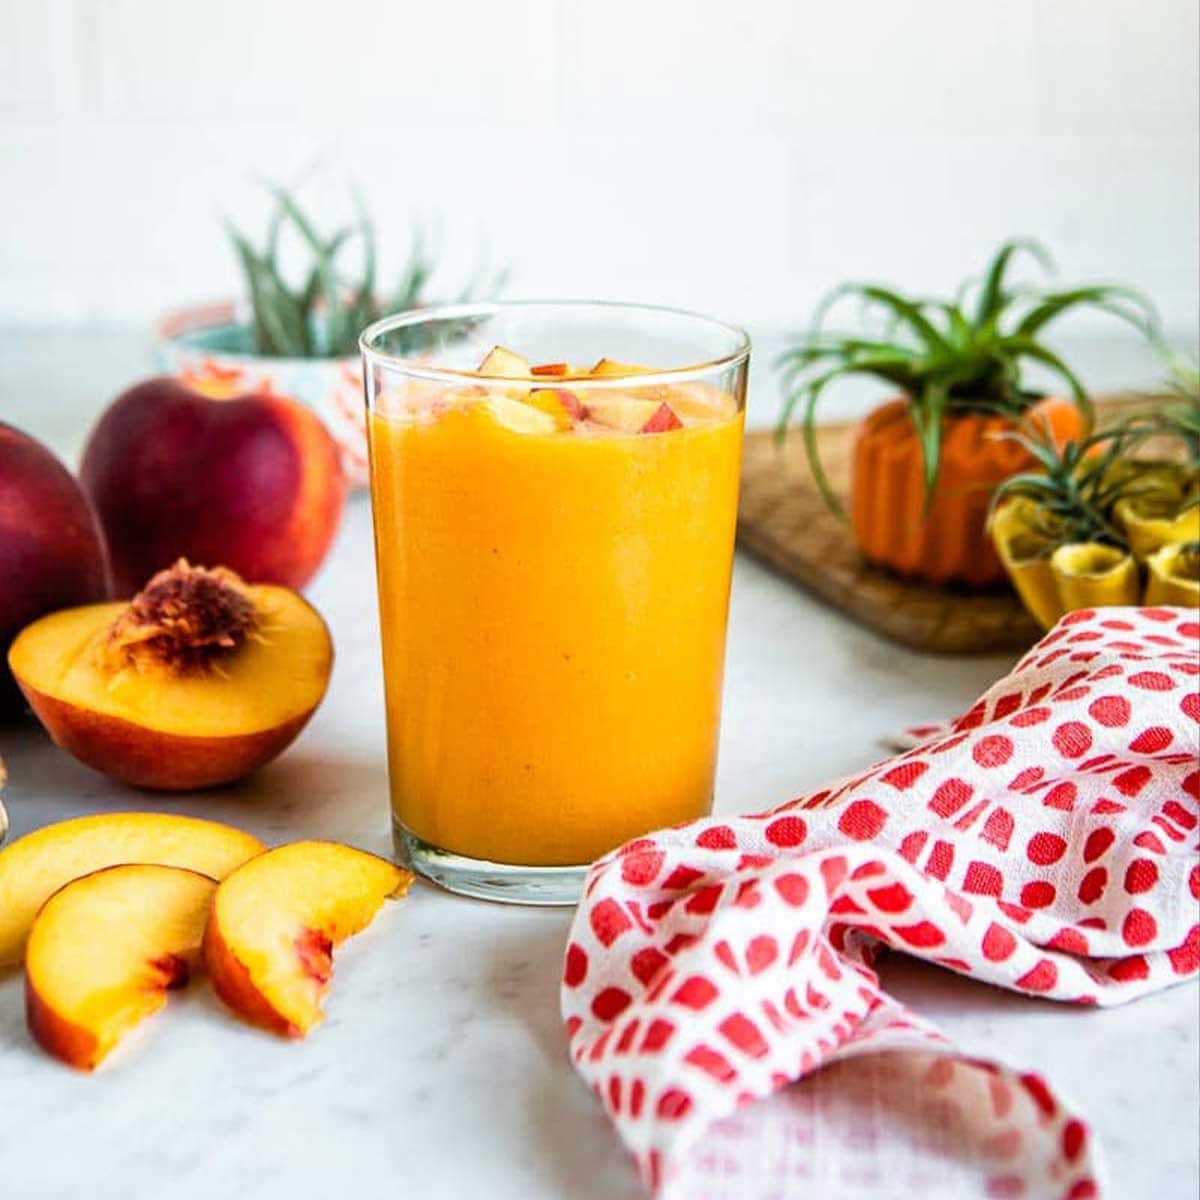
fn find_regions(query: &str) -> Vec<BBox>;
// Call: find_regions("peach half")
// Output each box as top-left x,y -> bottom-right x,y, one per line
8,560 -> 333,791
25,864 -> 217,1070
205,841 -> 412,1038
0,811 -> 263,966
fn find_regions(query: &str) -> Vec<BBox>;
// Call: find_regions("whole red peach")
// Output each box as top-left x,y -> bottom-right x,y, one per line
80,378 -> 346,596
0,423 -> 112,715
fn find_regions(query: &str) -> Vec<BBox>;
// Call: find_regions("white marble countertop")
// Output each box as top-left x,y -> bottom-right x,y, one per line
0,330 -> 1195,1199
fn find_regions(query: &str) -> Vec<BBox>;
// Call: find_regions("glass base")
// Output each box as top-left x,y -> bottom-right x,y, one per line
392,817 -> 588,906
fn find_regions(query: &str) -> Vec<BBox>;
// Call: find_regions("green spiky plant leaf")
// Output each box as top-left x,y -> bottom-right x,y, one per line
1156,351 -> 1200,467
225,181 -> 507,359
988,410 -> 1162,551
776,239 -> 1161,514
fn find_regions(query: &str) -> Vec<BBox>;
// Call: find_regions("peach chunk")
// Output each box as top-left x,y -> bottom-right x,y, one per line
26,864 -> 217,1070
526,388 -> 586,430
0,812 -> 263,967
589,358 -> 653,378
204,841 -> 413,1038
531,362 -> 589,378
476,345 -> 531,378
640,402 -> 684,433
663,382 -> 738,423
479,395 -> 559,435
585,395 -> 667,433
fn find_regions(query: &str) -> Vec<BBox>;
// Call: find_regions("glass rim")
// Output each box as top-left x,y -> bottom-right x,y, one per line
359,299 -> 751,388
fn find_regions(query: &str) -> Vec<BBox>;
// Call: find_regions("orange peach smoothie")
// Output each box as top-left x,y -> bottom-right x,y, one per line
368,387 -> 743,866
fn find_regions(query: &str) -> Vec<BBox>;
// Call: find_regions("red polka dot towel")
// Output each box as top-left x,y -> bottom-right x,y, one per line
562,607 -> 1199,1199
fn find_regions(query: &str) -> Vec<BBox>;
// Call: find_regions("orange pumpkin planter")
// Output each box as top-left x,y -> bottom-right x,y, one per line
777,239 -> 1156,593
851,396 -> 1087,587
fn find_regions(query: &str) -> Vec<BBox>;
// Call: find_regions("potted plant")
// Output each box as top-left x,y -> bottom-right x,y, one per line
157,182 -> 505,487
776,240 -> 1158,587
990,400 -> 1199,625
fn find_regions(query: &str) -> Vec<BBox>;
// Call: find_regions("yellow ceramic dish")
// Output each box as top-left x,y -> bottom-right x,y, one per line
1114,494 -> 1200,561
989,497 -> 1063,630
1049,542 -> 1141,610
1145,542 -> 1200,608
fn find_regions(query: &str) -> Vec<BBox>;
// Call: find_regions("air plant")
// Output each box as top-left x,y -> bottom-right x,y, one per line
777,239 -> 1160,511
224,181 -> 507,360
988,416 -> 1152,551
1154,351 -> 1200,466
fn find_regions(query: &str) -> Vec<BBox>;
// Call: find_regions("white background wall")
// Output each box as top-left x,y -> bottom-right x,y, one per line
1,0 -> 1197,353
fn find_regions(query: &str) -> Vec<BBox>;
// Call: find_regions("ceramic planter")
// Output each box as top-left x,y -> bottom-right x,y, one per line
1049,542 -> 1141,610
849,395 -> 1086,588
989,497 -> 1063,629
1145,542 -> 1200,607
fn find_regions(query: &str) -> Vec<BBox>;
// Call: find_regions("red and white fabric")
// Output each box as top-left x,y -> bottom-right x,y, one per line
562,606 -> 1200,1198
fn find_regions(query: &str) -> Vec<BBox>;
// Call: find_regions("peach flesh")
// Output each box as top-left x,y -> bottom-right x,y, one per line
204,841 -> 412,1038
640,402 -> 684,433
24,864 -> 217,1070
0,811 -> 264,966
7,562 -> 333,790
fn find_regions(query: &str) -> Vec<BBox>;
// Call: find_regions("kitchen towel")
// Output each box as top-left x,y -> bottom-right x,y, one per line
562,606 -> 1199,1199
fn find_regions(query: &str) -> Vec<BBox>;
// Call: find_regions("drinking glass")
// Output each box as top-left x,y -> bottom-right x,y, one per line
361,301 -> 749,903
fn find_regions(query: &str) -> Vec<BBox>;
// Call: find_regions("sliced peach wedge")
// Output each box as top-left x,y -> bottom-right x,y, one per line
26,864 -> 217,1070
205,841 -> 413,1038
0,812 -> 264,967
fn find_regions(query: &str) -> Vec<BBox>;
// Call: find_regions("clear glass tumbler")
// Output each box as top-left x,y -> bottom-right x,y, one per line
361,301 -> 749,904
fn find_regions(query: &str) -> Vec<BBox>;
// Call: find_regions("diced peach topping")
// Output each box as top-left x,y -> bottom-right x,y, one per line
640,403 -> 684,433
479,395 -> 559,435
584,395 -> 664,433
526,388 -> 586,430
476,345 -> 531,378
383,346 -> 732,436
589,358 -> 652,378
